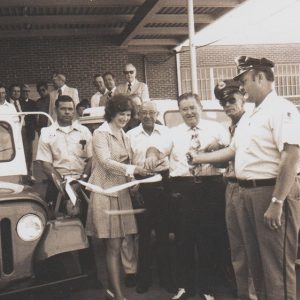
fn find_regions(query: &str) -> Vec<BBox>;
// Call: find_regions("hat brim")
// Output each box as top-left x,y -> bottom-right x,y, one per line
233,69 -> 250,81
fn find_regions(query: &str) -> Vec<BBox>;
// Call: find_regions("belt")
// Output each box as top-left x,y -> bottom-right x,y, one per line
238,178 -> 276,188
226,177 -> 238,183
171,175 -> 222,184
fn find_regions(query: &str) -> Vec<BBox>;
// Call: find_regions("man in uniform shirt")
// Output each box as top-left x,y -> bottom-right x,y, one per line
99,72 -> 117,106
127,101 -> 173,294
146,93 -> 230,299
116,63 -> 150,102
188,56 -> 300,300
90,74 -> 107,107
36,95 -> 92,204
214,79 -> 256,300
49,73 -> 79,119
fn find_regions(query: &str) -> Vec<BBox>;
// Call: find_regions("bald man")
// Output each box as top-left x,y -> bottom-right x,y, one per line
116,63 -> 150,102
49,72 -> 79,119
127,102 -> 173,293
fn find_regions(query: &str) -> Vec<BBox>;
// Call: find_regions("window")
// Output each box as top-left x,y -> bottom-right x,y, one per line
0,122 -> 15,162
181,63 -> 300,101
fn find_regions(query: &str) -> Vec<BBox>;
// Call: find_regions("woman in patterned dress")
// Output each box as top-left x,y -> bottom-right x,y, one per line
86,94 -> 149,300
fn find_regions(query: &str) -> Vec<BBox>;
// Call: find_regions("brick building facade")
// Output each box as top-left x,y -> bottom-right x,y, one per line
0,37 -> 178,100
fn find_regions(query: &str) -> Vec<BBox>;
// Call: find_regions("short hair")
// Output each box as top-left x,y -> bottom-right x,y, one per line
104,94 -> 136,122
177,92 -> 203,108
102,71 -> 115,79
8,83 -> 21,93
124,63 -> 136,71
93,74 -> 103,80
55,95 -> 74,108
36,81 -> 48,90
52,73 -> 66,82
76,99 -> 90,111
251,68 -> 274,82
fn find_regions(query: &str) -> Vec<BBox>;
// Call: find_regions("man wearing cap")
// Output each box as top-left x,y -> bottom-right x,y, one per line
214,79 -> 256,300
90,74 -> 107,107
49,72 -> 79,119
116,63 -> 150,102
188,56 -> 300,300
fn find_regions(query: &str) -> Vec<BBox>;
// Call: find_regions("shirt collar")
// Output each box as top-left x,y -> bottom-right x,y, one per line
136,123 -> 162,136
98,121 -> 126,138
182,121 -> 202,132
53,120 -> 80,131
128,79 -> 137,86
0,100 -> 11,106
251,90 -> 276,115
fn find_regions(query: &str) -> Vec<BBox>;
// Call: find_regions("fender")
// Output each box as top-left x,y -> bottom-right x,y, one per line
35,217 -> 88,261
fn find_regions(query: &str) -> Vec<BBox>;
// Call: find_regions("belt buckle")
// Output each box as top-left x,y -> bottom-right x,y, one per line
194,176 -> 202,184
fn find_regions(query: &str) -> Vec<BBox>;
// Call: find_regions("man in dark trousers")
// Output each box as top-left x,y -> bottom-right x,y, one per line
20,84 -> 37,183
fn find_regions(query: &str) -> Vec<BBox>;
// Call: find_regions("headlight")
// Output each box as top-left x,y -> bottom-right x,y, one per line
17,214 -> 44,242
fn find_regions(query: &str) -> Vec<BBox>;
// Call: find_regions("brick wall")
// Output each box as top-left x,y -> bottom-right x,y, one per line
0,37 -> 178,100
180,43 -> 300,67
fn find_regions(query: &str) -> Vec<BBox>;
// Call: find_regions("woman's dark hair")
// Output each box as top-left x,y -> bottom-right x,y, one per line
104,94 -> 136,122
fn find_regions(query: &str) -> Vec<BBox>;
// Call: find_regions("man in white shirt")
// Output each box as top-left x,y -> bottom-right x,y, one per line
99,72 -> 117,106
90,74 -> 107,107
127,102 -> 173,294
0,84 -> 17,114
49,73 -> 79,119
188,56 -> 300,300
116,63 -> 150,102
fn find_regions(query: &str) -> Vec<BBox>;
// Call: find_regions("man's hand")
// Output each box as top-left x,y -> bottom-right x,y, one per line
134,166 -> 154,177
204,139 -> 225,152
264,202 -> 283,230
186,149 -> 204,165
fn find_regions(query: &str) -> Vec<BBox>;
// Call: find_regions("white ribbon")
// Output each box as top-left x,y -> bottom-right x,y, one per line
78,174 -> 162,195
104,208 -> 146,216
64,174 -> 162,208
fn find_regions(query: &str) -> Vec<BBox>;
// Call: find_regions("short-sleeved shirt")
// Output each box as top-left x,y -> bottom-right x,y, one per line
170,119 -> 230,177
230,90 -> 300,179
0,100 -> 18,114
127,123 -> 172,172
36,120 -> 92,176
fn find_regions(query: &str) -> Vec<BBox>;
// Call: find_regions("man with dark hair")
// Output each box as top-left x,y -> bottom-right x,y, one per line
49,72 -> 79,119
146,92 -> 230,299
36,81 -> 50,135
99,72 -> 117,106
0,84 -> 16,114
91,74 -> 107,107
37,95 -> 92,203
188,56 -> 300,300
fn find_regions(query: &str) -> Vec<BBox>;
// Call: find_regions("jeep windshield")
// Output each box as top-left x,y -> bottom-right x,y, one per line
0,121 -> 15,162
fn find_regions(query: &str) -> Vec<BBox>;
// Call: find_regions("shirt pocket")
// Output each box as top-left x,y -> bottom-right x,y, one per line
69,135 -> 89,158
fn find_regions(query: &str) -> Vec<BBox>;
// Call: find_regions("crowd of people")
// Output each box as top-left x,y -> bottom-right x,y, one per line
1,56 -> 300,300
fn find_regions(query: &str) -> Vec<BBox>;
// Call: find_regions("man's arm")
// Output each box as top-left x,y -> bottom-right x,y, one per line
188,146 -> 235,165
264,144 -> 299,230
41,161 -> 63,184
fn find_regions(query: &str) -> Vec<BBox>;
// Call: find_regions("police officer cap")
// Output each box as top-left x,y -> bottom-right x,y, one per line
233,56 -> 274,80
214,79 -> 241,101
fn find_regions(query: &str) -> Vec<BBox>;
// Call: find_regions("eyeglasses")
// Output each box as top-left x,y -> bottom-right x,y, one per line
220,97 -> 237,107
123,70 -> 135,75
139,110 -> 157,116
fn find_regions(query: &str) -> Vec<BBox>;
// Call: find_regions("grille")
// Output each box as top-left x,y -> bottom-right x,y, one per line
0,218 -> 14,275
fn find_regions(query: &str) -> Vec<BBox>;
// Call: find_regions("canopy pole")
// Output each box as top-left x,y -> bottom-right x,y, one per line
188,0 -> 198,94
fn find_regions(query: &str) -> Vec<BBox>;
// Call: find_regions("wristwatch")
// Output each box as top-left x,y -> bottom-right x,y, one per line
271,197 -> 284,205
81,173 -> 88,180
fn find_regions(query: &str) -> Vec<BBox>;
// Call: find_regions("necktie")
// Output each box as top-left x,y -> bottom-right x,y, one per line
189,127 -> 202,176
13,100 -> 22,122
108,91 -> 112,98
127,82 -> 131,94
58,88 -> 62,96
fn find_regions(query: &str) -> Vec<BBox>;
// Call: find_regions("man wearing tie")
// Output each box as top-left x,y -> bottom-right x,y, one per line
49,72 -> 79,119
146,93 -> 230,300
90,74 -> 107,107
99,72 -> 117,106
116,63 -> 150,102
